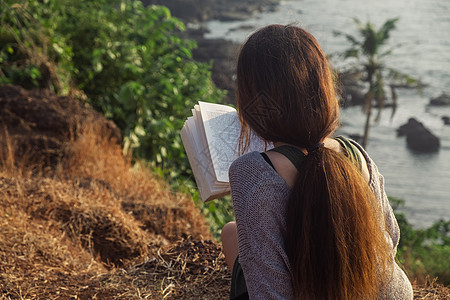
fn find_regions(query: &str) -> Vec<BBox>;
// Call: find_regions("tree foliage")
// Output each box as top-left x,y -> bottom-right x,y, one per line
0,1 -> 72,92
334,18 -> 421,147
0,0 -> 226,180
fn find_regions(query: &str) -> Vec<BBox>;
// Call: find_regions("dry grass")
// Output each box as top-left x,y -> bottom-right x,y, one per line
0,100 -> 448,299
0,124 -> 227,299
413,278 -> 450,299
69,237 -> 231,299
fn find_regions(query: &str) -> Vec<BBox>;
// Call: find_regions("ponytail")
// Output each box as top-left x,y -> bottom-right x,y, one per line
286,147 -> 392,299
235,24 -> 392,298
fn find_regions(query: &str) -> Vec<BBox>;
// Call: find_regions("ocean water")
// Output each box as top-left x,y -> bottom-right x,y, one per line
205,0 -> 450,228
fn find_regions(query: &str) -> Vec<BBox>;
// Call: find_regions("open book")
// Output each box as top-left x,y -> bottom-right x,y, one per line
180,101 -> 267,202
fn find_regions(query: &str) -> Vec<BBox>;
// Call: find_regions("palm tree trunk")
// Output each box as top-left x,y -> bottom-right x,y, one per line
363,96 -> 372,148
362,71 -> 375,148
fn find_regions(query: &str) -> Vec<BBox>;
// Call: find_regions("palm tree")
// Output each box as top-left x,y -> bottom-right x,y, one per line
335,18 -> 420,148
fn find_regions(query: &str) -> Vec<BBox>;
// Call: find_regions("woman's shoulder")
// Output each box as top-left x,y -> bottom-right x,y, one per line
230,151 -> 288,183
229,151 -> 271,177
229,151 -> 290,199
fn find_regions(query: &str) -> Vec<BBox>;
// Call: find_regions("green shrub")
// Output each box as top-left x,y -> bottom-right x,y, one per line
52,0 -> 226,179
1,0 -> 229,239
389,196 -> 450,285
0,0 -> 226,181
0,1 -> 72,92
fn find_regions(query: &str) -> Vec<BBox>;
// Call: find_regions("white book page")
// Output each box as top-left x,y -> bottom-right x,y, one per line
199,101 -> 241,182
199,101 -> 269,183
180,117 -> 215,202
181,101 -> 269,201
188,111 -> 214,190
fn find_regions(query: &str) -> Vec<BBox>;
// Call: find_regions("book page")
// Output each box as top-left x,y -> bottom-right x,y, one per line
199,102 -> 240,182
199,101 -> 269,183
180,101 -> 270,201
180,118 -> 214,202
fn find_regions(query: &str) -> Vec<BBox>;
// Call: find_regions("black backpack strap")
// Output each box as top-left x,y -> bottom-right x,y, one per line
268,145 -> 306,172
260,152 -> 275,170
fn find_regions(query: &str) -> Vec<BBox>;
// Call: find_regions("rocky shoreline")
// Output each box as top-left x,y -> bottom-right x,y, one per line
143,0 -> 281,104
189,30 -> 239,104
143,0 -> 280,23
144,0 -> 450,130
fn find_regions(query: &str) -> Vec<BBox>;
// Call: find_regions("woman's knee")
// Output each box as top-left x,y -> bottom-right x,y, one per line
221,221 -> 238,271
221,221 -> 237,244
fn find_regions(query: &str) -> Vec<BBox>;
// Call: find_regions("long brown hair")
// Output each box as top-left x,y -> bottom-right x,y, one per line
236,24 -> 392,299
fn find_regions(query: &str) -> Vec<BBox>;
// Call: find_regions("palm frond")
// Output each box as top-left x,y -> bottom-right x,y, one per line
379,44 -> 402,58
361,24 -> 378,56
377,18 -> 399,45
336,17 -> 423,147
343,48 -> 359,59
352,17 -> 364,31
386,68 -> 424,89
333,30 -> 361,46
362,90 -> 374,114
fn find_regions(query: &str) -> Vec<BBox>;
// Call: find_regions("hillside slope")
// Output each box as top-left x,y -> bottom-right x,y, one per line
0,85 -> 448,299
0,85 -> 230,299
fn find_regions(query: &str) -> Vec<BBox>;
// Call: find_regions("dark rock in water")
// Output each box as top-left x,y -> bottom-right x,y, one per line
339,69 -> 365,86
342,85 -> 366,106
406,130 -> 440,153
397,118 -> 422,137
338,70 -> 367,106
429,93 -> 450,106
442,116 -> 450,125
192,37 -> 239,104
217,11 -> 251,22
0,85 -> 121,167
397,118 -> 440,152
142,0 -> 281,104
228,24 -> 256,33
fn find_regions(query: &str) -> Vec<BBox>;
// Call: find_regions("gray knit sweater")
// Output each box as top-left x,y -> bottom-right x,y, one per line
229,142 -> 413,299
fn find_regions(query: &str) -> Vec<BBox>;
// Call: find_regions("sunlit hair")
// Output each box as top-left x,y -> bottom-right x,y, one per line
236,24 -> 392,299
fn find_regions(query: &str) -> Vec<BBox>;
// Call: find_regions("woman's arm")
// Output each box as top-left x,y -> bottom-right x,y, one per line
229,153 -> 294,299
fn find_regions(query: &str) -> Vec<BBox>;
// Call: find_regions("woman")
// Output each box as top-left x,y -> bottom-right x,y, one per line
221,24 -> 413,299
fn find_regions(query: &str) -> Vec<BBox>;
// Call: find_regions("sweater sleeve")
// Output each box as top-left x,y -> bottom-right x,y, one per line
229,153 -> 294,299
369,160 -> 401,251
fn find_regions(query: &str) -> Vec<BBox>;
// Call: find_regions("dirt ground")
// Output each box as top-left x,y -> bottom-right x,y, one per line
0,85 -> 448,299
